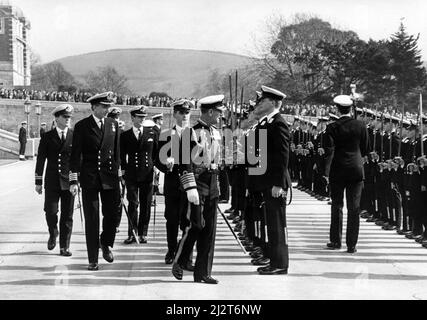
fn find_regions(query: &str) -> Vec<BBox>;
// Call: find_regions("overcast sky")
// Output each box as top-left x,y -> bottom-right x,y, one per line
8,0 -> 427,63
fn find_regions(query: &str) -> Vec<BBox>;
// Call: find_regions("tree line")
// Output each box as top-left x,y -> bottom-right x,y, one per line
207,15 -> 427,112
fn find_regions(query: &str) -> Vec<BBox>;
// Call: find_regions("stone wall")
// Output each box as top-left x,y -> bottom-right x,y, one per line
0,99 -> 201,136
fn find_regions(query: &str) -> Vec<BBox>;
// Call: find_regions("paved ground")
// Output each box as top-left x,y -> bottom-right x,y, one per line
0,159 -> 18,166
1,161 -> 427,300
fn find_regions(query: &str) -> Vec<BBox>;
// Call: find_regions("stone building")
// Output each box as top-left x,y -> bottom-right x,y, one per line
0,3 -> 31,88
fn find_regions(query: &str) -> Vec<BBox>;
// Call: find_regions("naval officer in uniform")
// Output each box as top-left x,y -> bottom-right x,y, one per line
251,86 -> 290,275
324,95 -> 369,253
69,92 -> 121,271
155,100 -> 196,265
172,95 -> 225,284
120,106 -> 158,244
35,104 -> 75,256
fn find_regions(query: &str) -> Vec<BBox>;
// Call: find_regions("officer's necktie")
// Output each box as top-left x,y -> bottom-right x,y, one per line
138,129 -> 142,141
61,131 -> 65,143
100,120 -> 104,132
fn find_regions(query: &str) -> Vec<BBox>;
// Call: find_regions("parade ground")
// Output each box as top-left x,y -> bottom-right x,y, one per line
1,160 -> 427,300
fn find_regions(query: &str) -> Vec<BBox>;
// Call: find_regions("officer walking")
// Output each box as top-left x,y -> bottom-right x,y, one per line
156,100 -> 196,266
324,95 -> 369,253
35,104 -> 75,256
121,106 -> 158,244
69,92 -> 121,271
172,95 -> 225,284
19,121 -> 27,161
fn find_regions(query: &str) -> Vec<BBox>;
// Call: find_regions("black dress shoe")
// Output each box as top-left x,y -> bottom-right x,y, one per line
375,220 -> 386,226
172,263 -> 183,280
258,266 -> 288,275
414,235 -> 424,242
252,257 -> 270,266
366,217 -> 377,222
123,236 -> 136,244
194,275 -> 218,284
257,265 -> 270,272
88,263 -> 99,271
250,252 -> 263,259
407,234 -> 423,240
383,224 -> 397,231
100,244 -> 114,263
347,247 -> 357,254
326,242 -> 341,250
218,199 -> 228,204
60,248 -> 72,257
139,236 -> 148,244
224,207 -> 235,214
416,237 -> 426,244
396,229 -> 407,235
165,252 -> 174,265
47,231 -> 58,251
405,232 -> 415,239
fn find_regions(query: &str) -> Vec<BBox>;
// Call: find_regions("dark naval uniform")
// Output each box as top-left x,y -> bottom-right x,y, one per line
155,101 -> 193,265
173,95 -> 224,284
251,86 -> 290,275
19,123 -> 27,160
35,105 -> 75,254
69,92 -> 121,269
121,108 -> 158,243
324,95 -> 369,252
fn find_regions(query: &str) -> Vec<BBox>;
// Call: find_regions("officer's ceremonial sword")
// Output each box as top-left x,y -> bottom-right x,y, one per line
76,185 -> 84,233
217,205 -> 247,254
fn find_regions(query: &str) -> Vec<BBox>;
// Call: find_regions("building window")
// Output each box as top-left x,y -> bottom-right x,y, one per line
0,18 -> 5,34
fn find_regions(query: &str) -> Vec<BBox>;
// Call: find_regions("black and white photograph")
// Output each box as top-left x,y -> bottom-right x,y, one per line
1,0 -> 427,307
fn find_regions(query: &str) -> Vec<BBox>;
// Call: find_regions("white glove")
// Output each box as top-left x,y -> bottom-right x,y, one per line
186,189 -> 200,205
69,184 -> 78,197
166,157 -> 175,171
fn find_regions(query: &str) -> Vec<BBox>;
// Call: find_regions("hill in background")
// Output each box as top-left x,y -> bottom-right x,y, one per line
56,48 -> 252,97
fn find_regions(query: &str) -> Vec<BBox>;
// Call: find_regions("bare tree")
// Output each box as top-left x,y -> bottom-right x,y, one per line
31,61 -> 75,91
84,66 -> 131,95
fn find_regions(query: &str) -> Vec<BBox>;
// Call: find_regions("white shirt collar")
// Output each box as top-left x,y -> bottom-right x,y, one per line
133,126 -> 143,133
92,114 -> 104,125
133,126 -> 142,139
175,124 -> 182,131
56,126 -> 68,137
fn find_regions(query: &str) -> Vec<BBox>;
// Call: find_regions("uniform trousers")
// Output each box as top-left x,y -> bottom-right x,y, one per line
44,189 -> 74,249
164,187 -> 188,255
175,195 -> 218,279
126,181 -> 153,237
329,180 -> 363,248
261,189 -> 288,269
19,141 -> 26,157
81,187 -> 120,263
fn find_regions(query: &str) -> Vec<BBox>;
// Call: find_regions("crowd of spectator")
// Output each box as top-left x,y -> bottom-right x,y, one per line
2,88 -> 421,121
0,88 -> 176,107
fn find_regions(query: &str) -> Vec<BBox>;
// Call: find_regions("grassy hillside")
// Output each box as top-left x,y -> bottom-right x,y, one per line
56,48 -> 252,97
